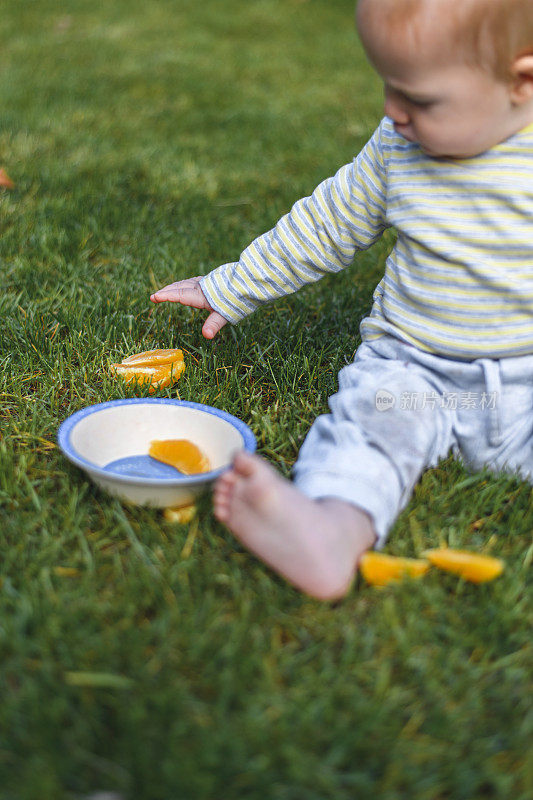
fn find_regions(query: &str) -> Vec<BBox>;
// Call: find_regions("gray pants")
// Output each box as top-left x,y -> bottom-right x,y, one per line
293,334 -> 533,546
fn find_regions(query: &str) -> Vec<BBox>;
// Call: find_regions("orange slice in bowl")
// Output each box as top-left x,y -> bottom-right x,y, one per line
149,439 -> 210,475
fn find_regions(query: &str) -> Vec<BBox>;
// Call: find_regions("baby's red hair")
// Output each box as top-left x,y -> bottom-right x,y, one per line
357,0 -> 533,81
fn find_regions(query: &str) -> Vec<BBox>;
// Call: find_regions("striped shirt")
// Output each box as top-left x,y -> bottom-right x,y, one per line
200,116 -> 533,360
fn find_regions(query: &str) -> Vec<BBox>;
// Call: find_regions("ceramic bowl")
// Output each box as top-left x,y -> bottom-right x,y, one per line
58,398 -> 256,507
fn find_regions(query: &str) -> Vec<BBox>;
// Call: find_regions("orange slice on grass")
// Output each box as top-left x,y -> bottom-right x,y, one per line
120,348 -> 184,368
110,348 -> 185,393
0,168 -> 14,189
163,504 -> 196,523
422,549 -> 504,583
149,439 -> 210,475
359,552 -> 430,587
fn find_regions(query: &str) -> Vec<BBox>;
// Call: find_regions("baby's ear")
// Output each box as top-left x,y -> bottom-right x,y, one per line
510,53 -> 533,105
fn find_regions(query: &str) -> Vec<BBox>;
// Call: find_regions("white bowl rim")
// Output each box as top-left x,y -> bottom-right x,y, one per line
58,398 -> 256,486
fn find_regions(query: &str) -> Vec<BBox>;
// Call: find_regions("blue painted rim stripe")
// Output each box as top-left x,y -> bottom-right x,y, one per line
57,398 -> 256,485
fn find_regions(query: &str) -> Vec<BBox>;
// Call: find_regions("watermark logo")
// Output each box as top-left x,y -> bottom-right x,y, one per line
374,388 -> 499,412
375,389 -> 396,411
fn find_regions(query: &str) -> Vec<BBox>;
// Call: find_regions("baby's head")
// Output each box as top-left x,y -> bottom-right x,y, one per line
356,0 -> 533,158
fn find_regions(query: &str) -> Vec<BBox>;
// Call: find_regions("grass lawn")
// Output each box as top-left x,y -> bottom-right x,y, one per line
1,0 -> 532,797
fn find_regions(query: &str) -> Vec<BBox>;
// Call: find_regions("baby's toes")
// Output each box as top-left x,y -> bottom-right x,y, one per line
214,468 -> 238,498
213,472 -> 236,519
213,492 -> 231,522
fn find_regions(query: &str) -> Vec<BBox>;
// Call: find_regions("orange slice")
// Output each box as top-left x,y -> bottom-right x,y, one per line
422,549 -> 504,583
359,552 -> 429,587
0,168 -> 14,189
149,439 -> 210,475
163,504 -> 196,523
121,348 -> 183,368
110,348 -> 185,393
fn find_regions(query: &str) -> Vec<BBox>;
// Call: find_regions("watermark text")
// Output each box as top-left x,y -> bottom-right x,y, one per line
375,390 -> 498,412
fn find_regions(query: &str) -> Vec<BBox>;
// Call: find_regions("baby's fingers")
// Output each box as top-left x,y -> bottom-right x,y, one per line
202,311 -> 228,339
150,277 -> 208,308
150,277 -> 228,338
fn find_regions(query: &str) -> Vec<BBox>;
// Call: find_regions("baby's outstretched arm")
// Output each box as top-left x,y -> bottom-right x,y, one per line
151,124 -> 389,339
150,276 -> 228,339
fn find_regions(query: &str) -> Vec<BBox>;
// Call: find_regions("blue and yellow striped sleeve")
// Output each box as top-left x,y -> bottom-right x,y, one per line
200,121 -> 390,324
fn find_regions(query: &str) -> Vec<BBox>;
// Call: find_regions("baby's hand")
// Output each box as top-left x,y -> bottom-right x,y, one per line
150,276 -> 228,339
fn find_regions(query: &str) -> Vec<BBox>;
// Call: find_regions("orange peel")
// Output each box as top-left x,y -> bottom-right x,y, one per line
359,552 -> 430,587
110,348 -> 185,393
422,548 -> 504,583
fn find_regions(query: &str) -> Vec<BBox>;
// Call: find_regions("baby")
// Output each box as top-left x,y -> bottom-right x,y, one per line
151,0 -> 533,599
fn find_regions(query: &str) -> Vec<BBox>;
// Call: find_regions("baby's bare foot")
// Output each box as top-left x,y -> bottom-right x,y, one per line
214,451 -> 376,600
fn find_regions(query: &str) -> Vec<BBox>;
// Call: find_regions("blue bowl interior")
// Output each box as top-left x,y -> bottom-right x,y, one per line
103,455 -> 184,479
